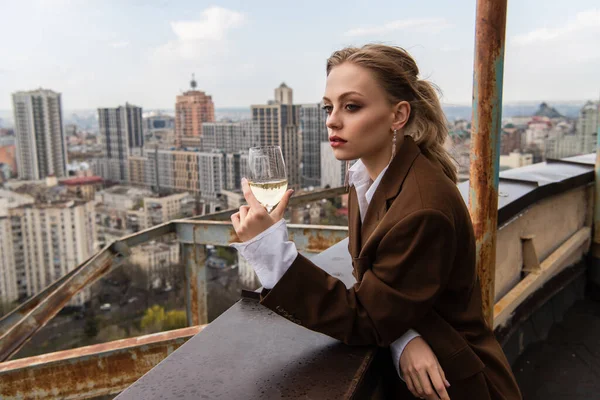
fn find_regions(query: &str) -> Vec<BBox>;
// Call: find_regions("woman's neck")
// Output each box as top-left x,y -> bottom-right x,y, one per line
361,134 -> 404,181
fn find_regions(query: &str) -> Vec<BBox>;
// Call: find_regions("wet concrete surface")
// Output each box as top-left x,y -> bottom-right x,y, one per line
513,298 -> 600,399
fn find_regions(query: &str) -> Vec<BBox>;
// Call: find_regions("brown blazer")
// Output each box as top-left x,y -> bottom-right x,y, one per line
260,137 -> 522,399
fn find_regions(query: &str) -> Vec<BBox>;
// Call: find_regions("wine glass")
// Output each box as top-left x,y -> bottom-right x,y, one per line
248,146 -> 288,213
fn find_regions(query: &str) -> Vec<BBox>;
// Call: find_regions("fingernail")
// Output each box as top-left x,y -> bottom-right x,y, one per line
241,177 -> 247,184
445,379 -> 451,387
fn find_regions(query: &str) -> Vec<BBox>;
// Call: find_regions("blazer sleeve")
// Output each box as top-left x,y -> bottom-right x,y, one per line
260,209 -> 457,347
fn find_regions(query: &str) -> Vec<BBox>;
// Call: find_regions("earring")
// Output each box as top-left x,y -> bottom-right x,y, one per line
391,129 -> 398,161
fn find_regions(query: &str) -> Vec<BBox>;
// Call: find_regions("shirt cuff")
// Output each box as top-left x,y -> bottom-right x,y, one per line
390,329 -> 421,380
230,219 -> 298,289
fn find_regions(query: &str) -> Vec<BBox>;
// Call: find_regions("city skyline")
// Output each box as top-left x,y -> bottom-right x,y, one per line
1,1 -> 599,110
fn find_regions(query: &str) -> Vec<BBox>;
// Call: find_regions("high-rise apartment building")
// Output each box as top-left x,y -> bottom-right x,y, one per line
12,89 -> 67,180
251,84 -> 302,189
130,149 -> 226,201
274,83 -> 293,105
577,101 -> 599,154
8,197 -> 96,306
175,76 -> 215,148
0,189 -> 31,304
201,120 -> 260,153
144,112 -> 176,146
320,142 -> 345,188
0,217 -> 18,304
299,103 -> 328,188
98,103 -> 143,183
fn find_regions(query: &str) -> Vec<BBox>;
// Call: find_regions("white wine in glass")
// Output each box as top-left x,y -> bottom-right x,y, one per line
248,146 -> 288,212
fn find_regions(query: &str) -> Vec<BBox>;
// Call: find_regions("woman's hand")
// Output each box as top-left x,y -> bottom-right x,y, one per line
231,178 -> 294,242
400,337 -> 451,400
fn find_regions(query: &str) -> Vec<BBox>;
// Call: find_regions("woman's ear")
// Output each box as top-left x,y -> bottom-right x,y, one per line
391,101 -> 411,131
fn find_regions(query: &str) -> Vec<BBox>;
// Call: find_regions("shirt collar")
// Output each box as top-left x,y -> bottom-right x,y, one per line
348,159 -> 390,203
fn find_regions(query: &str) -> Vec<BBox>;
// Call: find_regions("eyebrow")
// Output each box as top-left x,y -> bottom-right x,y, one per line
322,91 -> 365,102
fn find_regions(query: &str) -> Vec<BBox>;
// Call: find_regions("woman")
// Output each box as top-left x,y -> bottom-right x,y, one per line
231,44 -> 521,399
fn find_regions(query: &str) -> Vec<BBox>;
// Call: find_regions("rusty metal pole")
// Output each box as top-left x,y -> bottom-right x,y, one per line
468,0 -> 508,327
183,242 -> 208,326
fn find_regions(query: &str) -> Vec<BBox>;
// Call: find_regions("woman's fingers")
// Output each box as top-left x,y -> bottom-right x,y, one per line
239,205 -> 250,222
241,178 -> 266,212
404,373 -> 419,398
428,365 -> 450,400
411,370 -> 425,398
417,368 -> 436,399
231,212 -> 241,232
270,189 -> 294,221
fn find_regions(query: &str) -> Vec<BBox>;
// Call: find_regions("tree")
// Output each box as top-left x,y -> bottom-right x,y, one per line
216,246 -> 237,265
140,305 -> 187,334
140,304 -> 165,333
164,310 -> 187,331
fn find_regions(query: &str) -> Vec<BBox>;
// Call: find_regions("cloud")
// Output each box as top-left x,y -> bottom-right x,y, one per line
153,6 -> 245,61
171,6 -> 245,41
110,41 -> 129,48
344,17 -> 452,37
513,9 -> 600,45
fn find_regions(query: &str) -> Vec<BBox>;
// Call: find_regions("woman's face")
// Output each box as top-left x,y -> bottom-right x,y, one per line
322,62 -> 396,163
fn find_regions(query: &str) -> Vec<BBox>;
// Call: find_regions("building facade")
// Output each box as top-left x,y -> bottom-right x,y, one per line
320,142 -> 345,188
12,89 -> 67,180
577,101 -> 599,155
175,77 -> 215,148
299,103 -> 328,188
201,120 -> 260,153
251,85 -> 302,189
98,103 -> 143,183
9,199 -> 96,306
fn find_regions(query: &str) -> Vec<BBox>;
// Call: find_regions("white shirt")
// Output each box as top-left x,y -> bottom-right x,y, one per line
231,159 -> 420,379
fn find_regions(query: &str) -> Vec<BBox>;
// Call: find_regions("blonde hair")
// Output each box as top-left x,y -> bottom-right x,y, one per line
327,44 -> 457,183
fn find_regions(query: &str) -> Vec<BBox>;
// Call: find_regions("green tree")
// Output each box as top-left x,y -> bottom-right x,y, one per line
164,310 -> 187,331
216,246 -> 237,265
140,305 -> 187,333
140,304 -> 165,333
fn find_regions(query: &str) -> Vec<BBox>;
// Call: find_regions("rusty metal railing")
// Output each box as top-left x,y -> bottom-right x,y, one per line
0,186 -> 349,363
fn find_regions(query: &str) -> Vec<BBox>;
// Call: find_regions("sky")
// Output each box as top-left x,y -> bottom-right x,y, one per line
0,0 -> 599,110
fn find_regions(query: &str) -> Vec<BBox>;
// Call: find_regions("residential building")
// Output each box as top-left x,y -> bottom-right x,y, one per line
274,82 -> 293,105
201,120 -> 260,153
500,125 -> 523,155
251,84 -> 302,189
12,89 -> 67,180
299,104 -> 328,188
0,217 -> 18,304
0,190 -> 34,304
320,142 -> 344,188
144,112 -> 175,146
95,186 -> 152,246
130,240 -> 180,288
175,76 -> 215,148
500,152 -> 534,170
577,101 -> 599,155
98,103 -> 143,183
8,193 -> 96,306
143,192 -> 195,228
60,176 -> 104,201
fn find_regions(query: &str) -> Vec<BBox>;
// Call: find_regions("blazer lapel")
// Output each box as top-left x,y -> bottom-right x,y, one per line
360,137 -> 421,251
347,185 -> 361,259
